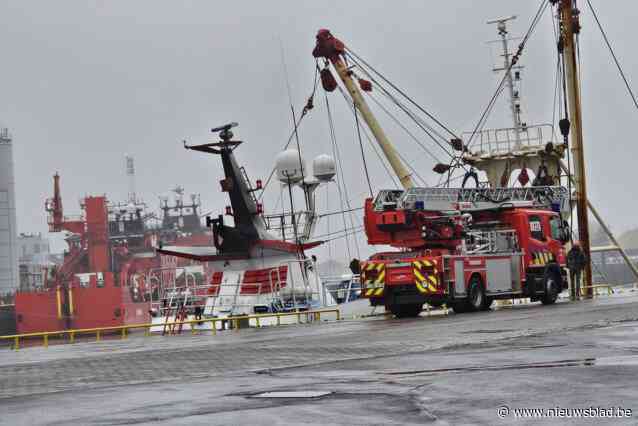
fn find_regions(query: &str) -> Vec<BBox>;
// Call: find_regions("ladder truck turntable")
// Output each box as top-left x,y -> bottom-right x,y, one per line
313,27 -> 572,318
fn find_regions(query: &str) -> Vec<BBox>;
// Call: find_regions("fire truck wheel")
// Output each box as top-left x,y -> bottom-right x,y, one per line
390,303 -> 423,318
541,272 -> 560,305
468,276 -> 488,311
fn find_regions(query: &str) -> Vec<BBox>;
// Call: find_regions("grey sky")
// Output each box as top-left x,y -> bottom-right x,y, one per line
1,1 -> 637,261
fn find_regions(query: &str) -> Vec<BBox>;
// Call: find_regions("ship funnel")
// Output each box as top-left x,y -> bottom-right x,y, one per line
276,149 -> 306,184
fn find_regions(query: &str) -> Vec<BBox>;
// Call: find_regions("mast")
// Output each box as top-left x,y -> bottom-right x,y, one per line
313,30 -> 415,190
488,16 -> 523,149
559,0 -> 593,296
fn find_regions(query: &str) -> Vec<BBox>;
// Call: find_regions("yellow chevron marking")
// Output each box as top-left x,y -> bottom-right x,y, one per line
364,289 -> 374,297
374,288 -> 383,296
412,260 -> 421,269
376,270 -> 385,283
428,282 -> 438,292
427,275 -> 438,286
376,263 -> 385,272
414,269 -> 426,282
423,260 -> 432,267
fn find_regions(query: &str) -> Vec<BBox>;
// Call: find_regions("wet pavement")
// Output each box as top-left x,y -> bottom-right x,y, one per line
2,292 -> 638,425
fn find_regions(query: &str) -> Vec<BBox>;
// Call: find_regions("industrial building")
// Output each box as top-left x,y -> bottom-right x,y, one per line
0,128 -> 18,295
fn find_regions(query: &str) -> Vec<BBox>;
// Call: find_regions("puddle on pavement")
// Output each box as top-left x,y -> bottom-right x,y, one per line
251,391 -> 333,398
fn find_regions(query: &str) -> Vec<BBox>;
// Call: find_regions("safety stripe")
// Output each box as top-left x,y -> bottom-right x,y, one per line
363,288 -> 384,297
530,251 -> 556,266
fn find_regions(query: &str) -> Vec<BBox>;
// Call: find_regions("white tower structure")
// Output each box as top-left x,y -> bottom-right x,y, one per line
487,15 -> 525,149
0,128 -> 18,294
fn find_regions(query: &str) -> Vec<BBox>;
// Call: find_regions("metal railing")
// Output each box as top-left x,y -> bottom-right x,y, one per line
0,308 -> 341,350
463,124 -> 555,157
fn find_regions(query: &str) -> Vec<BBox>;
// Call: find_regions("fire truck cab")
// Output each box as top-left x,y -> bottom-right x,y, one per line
360,187 -> 570,317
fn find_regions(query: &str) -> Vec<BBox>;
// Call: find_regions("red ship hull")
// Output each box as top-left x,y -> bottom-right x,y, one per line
15,272 -> 150,333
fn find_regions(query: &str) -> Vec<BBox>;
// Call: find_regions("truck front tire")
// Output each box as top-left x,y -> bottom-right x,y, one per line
541,271 -> 560,305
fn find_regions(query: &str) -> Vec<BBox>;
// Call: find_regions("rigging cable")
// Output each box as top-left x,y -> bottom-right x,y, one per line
343,48 -> 461,141
353,104 -> 374,197
367,90 -> 443,164
334,86 -> 400,187
585,0 -> 638,111
324,91 -> 354,260
258,64 -> 319,200
346,55 -> 457,160
334,85 -> 430,186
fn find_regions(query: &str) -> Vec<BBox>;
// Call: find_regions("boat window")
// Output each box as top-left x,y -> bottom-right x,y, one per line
549,216 -> 562,240
528,215 -> 545,241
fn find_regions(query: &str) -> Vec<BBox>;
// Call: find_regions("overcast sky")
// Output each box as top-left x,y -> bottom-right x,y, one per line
1,1 -> 637,261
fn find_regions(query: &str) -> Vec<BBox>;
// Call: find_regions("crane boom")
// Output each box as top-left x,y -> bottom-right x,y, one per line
313,29 -> 415,189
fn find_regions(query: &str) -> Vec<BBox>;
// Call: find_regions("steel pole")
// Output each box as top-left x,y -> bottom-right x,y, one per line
330,57 -> 414,189
560,0 -> 593,297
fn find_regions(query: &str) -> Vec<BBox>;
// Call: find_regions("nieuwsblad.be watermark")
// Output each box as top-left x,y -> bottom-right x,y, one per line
497,405 -> 633,419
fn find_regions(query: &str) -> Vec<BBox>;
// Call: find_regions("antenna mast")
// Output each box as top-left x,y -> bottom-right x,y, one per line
488,15 -> 524,149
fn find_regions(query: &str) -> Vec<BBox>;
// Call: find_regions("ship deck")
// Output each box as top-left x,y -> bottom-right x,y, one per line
2,292 -> 638,425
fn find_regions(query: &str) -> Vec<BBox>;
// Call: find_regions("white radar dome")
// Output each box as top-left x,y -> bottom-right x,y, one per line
312,154 -> 336,182
275,149 -> 306,183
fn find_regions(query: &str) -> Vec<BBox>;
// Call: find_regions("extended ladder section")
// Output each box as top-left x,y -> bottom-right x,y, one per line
375,186 -> 569,214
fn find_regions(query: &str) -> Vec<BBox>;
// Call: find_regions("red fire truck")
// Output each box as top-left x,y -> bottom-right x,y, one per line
360,187 -> 570,317
312,29 -> 572,317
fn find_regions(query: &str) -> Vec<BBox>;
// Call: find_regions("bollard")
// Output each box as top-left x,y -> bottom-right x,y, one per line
69,332 -> 75,343
277,315 -> 281,326
211,320 -> 217,335
336,310 -> 341,321
256,317 -> 261,328
96,330 -> 101,342
121,328 -> 127,340
14,336 -> 19,350
43,334 -> 48,348
144,327 -> 150,337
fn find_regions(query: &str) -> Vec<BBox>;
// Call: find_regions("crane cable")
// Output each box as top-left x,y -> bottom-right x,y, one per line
585,0 -> 638,112
353,102 -> 374,197
366,91 -> 443,164
345,54 -> 457,160
337,88 -> 430,186
333,85 -> 401,187
324,90 -> 358,259
344,48 -> 461,141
